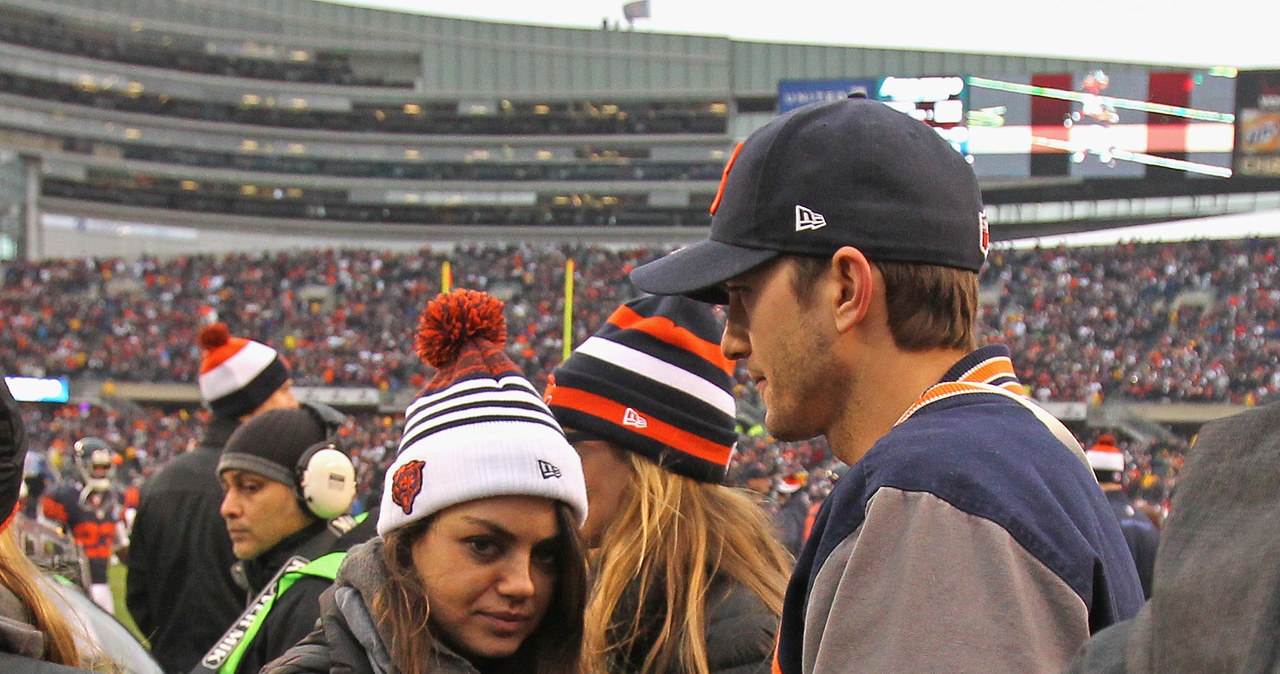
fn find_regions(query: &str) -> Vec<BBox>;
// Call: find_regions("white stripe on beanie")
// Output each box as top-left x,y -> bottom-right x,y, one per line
575,337 -> 736,417
379,422 -> 586,536
199,340 -> 280,402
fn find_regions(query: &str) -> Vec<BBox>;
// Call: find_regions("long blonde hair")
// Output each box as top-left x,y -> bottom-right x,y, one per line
584,451 -> 791,674
0,528 -> 81,666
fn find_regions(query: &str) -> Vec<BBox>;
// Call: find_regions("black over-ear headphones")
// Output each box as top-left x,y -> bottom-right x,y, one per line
294,440 -> 357,520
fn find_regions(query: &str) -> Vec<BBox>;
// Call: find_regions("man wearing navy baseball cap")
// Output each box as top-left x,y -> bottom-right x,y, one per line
632,97 -> 1143,672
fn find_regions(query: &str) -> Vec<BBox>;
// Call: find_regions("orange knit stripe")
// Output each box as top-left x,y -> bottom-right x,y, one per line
547,387 -> 731,465
199,336 -> 250,373
963,357 -> 1015,384
608,305 -> 734,375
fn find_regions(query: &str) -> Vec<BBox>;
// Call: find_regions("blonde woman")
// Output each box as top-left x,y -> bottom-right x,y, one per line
545,295 -> 791,674
266,289 -> 588,674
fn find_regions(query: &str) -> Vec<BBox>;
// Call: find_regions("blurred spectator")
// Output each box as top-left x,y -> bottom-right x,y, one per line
1086,433 -> 1160,599
126,324 -> 300,673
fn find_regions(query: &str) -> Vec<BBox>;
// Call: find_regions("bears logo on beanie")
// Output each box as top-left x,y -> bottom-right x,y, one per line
377,289 -> 588,537
197,323 -> 290,419
544,295 -> 739,483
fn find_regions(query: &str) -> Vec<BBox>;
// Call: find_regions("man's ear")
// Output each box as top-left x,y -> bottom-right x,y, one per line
830,247 -> 875,333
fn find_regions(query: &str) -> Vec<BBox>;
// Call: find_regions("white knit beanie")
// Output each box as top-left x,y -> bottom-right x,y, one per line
378,289 -> 588,536
197,323 -> 289,418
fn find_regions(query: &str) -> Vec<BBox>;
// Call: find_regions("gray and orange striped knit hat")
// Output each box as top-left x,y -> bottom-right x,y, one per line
544,295 -> 739,483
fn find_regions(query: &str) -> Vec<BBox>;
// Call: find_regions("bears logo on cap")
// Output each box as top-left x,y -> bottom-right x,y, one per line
391,460 -> 425,515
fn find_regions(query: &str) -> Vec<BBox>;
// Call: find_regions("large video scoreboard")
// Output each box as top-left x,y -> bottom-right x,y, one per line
779,69 -> 1238,180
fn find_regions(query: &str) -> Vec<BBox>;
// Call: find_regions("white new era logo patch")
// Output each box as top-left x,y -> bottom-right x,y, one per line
795,205 -> 827,231
622,407 -> 649,428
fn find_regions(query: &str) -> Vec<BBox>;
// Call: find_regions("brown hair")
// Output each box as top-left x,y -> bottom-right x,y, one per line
583,451 -> 791,674
374,501 -> 587,674
789,254 -> 978,351
0,529 -> 81,666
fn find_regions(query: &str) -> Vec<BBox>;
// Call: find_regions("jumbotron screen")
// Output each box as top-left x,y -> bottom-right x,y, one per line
779,70 -> 1237,179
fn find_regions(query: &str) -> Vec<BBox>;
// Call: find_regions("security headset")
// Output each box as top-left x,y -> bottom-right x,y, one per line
296,405 -> 358,520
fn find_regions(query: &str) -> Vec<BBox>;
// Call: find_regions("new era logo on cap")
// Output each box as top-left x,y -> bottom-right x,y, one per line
795,204 -> 827,231
622,407 -> 648,428
538,459 -> 563,479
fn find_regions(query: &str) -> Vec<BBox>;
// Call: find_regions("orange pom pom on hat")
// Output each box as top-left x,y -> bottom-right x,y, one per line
378,289 -> 587,537
197,323 -> 290,419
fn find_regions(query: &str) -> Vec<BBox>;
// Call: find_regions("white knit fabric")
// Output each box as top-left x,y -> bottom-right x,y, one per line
199,340 -> 279,402
378,384 -> 588,536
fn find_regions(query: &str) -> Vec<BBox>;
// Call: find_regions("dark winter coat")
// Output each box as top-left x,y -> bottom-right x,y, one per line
126,414 -> 242,673
261,538 -> 480,674
197,513 -> 374,674
613,575 -> 778,674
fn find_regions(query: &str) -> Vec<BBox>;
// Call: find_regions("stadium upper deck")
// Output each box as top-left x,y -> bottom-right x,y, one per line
1,0 -> 1278,261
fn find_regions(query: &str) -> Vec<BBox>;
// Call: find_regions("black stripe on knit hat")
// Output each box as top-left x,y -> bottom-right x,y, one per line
545,295 -> 739,483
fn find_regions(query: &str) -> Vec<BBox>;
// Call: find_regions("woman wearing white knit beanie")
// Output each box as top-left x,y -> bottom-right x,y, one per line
266,289 -> 588,674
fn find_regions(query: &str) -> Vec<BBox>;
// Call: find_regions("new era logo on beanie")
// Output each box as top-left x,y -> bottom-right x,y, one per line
630,97 -> 987,304
197,323 -> 290,419
378,289 -> 588,537
545,295 -> 739,483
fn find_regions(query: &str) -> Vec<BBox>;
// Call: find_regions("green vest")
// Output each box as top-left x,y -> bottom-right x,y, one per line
198,551 -> 345,674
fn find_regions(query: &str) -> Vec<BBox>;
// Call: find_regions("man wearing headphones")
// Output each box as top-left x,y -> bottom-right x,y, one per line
194,406 -> 361,674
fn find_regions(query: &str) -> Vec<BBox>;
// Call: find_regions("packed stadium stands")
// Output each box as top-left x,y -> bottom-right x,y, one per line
6,239 -> 1280,408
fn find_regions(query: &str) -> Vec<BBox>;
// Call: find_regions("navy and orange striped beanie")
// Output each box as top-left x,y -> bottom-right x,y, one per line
545,295 -> 739,483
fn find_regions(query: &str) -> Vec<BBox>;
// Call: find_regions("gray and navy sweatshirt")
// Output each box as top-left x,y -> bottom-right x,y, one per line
776,344 -> 1144,673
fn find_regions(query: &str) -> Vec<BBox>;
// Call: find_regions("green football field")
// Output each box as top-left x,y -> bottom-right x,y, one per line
107,563 -> 146,644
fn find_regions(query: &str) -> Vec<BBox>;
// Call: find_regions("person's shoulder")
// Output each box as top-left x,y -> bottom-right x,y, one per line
1200,401 -> 1280,441
706,576 -> 774,624
703,577 -> 777,673
139,449 -> 219,495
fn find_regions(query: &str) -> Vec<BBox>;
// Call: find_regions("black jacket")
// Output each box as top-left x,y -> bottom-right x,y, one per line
262,539 -> 482,674
614,575 -> 778,674
0,375 -> 28,529
220,518 -> 374,674
1106,489 -> 1160,600
126,414 -> 242,674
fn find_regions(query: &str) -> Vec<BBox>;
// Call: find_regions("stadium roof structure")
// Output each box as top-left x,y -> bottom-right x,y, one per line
0,0 -> 1277,259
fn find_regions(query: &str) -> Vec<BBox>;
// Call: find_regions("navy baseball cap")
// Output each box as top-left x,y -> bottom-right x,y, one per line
630,97 -> 989,304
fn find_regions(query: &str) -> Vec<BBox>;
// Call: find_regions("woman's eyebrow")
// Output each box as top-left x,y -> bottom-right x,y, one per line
458,515 -> 559,545
459,516 -> 516,540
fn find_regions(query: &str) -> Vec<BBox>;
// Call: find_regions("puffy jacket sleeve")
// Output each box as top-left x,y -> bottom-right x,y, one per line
704,579 -> 779,674
261,621 -> 331,674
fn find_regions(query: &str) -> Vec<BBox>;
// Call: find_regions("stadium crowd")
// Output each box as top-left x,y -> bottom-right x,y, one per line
983,237 -> 1280,403
5,238 -> 1219,535
6,238 -> 1280,404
